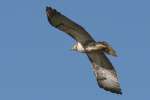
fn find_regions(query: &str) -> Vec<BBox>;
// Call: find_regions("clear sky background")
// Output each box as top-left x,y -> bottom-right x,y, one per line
0,0 -> 150,100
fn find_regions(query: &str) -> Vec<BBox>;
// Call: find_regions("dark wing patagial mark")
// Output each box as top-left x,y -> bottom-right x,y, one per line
46,6 -> 95,45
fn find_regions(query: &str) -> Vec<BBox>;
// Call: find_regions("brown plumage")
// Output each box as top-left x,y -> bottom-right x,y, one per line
46,6 -> 122,94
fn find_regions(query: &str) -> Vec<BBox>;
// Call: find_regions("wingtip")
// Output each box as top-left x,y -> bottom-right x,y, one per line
101,86 -> 122,95
46,6 -> 55,18
97,79 -> 122,95
111,89 -> 122,95
46,6 -> 52,12
119,91 -> 123,95
103,87 -> 122,95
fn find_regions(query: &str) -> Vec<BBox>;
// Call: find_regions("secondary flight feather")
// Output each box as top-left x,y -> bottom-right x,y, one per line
46,6 -> 122,94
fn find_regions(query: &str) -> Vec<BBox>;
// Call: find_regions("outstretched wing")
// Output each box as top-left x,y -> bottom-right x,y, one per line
46,6 -> 122,94
87,51 -> 122,94
46,6 -> 95,45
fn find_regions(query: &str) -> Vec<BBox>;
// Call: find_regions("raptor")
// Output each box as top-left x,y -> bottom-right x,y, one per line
46,6 -> 122,94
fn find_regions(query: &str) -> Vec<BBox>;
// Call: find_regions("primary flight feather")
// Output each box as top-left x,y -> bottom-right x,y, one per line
46,6 -> 122,94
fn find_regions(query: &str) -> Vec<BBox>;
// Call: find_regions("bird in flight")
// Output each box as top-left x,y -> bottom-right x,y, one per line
46,6 -> 122,94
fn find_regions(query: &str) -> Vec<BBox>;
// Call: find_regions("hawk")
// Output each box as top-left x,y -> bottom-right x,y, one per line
46,6 -> 122,94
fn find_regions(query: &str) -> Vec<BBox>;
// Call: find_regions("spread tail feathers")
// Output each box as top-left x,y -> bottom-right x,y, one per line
99,41 -> 117,57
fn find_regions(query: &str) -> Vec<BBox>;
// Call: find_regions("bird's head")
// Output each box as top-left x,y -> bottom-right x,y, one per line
71,44 -> 78,51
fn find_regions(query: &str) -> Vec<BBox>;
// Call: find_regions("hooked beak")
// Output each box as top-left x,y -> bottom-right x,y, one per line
70,46 -> 76,51
70,47 -> 75,51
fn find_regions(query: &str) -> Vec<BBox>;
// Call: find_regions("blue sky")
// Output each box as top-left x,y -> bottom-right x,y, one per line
0,0 -> 150,99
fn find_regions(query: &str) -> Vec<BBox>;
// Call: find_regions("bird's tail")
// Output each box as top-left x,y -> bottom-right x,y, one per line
98,41 -> 117,57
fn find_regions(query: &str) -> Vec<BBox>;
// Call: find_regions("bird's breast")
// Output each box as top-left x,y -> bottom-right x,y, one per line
76,42 -> 85,52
